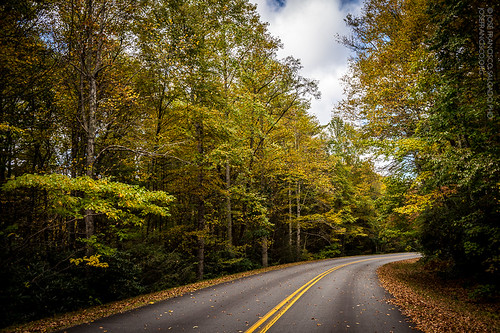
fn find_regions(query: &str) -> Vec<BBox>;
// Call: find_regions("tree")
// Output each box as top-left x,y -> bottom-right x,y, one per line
0,0 -> 60,181
50,0 -> 142,251
340,0 -> 500,277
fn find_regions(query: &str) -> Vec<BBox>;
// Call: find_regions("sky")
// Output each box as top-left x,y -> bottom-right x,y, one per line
249,0 -> 363,125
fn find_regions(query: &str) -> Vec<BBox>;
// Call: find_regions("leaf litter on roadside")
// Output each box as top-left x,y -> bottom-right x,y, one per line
377,258 -> 499,333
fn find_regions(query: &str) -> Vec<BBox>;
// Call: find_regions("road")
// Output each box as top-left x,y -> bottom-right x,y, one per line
61,253 -> 420,333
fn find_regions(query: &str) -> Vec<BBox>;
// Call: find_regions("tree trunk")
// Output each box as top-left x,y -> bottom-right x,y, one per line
196,120 -> 205,280
84,72 -> 97,249
196,180 -> 206,280
86,74 -> 96,178
83,0 -> 99,254
296,181 -> 301,260
288,186 -> 292,250
197,230 -> 205,280
226,160 -> 232,245
262,236 -> 268,267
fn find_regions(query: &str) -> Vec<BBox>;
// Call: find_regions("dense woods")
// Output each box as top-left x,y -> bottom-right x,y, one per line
0,0 -> 498,328
339,0 -> 499,296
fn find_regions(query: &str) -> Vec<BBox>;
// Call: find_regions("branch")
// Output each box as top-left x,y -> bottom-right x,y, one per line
3,217 -> 80,267
253,95 -> 299,156
94,144 -> 191,165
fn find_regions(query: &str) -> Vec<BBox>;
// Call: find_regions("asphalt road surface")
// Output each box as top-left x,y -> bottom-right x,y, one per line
61,253 -> 421,333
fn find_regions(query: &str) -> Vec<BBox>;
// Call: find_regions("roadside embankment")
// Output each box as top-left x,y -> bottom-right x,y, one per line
377,258 -> 499,333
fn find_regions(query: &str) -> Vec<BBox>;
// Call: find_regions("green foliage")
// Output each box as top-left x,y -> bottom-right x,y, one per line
313,244 -> 342,259
88,251 -> 145,302
3,174 -> 174,222
0,249 -> 145,327
468,284 -> 499,303
204,246 -> 259,279
129,243 -> 196,292
341,0 -> 499,279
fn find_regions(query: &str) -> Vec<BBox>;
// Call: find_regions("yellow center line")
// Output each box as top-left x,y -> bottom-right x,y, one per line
245,254 -> 414,333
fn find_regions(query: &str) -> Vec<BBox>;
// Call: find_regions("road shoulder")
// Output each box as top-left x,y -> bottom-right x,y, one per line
377,258 -> 499,333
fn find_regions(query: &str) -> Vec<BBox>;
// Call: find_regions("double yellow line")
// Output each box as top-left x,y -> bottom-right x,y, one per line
245,254 -> 413,333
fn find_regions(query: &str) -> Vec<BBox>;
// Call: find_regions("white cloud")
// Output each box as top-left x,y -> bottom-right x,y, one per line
251,0 -> 362,125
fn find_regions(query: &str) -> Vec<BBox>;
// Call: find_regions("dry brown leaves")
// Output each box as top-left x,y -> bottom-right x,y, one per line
377,258 -> 500,333
2,261 -> 306,333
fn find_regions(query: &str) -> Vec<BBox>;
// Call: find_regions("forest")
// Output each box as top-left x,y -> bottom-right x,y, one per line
0,0 -> 498,328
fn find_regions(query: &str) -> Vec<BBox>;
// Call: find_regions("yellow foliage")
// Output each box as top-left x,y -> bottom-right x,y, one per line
70,255 -> 109,268
394,186 -> 457,218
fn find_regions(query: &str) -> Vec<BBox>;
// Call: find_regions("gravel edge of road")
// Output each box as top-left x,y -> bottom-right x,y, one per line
377,258 -> 500,333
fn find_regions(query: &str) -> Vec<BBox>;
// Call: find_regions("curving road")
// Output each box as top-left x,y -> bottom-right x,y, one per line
61,253 -> 421,333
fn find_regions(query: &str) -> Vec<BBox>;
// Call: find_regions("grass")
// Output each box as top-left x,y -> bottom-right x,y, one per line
377,258 -> 500,333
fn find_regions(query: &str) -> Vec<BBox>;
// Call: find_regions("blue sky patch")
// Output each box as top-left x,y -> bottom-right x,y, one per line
340,0 -> 361,9
267,0 -> 287,11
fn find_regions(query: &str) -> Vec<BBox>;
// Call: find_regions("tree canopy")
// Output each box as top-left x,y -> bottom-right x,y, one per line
340,0 -> 499,277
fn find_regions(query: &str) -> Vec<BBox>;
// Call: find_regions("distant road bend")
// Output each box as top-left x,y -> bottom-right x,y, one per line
62,253 -> 421,333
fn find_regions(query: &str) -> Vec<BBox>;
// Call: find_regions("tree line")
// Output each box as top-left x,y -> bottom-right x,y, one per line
339,0 -> 499,292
